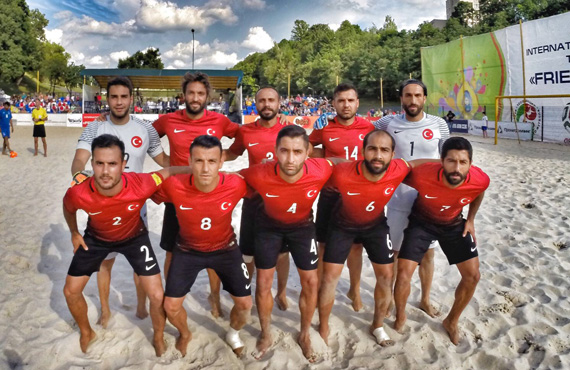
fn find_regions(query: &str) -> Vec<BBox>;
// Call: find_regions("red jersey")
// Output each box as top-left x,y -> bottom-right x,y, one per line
404,163 -> 490,225
241,158 -> 334,226
331,159 -> 411,228
63,172 -> 164,242
153,109 -> 239,166
152,173 -> 246,252
229,118 -> 290,166
309,116 -> 374,160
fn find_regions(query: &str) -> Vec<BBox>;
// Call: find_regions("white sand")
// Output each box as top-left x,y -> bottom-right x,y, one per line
0,126 -> 569,369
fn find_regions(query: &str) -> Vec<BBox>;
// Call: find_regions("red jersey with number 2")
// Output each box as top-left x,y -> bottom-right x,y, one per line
309,116 -> 374,160
331,159 -> 411,228
229,118 -> 290,166
404,163 -> 490,225
63,172 -> 164,242
152,173 -> 246,252
153,109 -> 239,166
241,158 -> 334,226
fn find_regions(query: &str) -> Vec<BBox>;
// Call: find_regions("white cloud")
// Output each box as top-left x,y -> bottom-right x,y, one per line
163,40 -> 239,68
195,51 -> 239,67
45,28 -> 63,44
328,23 -> 341,31
243,0 -> 266,9
70,52 -> 85,64
241,27 -> 273,51
52,11 -> 136,39
110,50 -> 130,62
89,55 -> 108,66
173,60 -> 186,68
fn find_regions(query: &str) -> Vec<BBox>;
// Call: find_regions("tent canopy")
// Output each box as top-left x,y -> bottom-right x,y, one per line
80,69 -> 243,91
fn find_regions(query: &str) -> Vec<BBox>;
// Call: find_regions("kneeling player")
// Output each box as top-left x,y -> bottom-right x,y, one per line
393,137 -> 489,345
62,134 -> 186,356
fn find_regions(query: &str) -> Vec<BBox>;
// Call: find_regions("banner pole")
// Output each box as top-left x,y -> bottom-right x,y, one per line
519,20 -> 527,123
460,35 -> 465,120
494,96 -> 498,145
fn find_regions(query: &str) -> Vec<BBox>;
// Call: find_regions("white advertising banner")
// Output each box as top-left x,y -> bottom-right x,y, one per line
67,114 -> 83,127
468,120 -> 534,141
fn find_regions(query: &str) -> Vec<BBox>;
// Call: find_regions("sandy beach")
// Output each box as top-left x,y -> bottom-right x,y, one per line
0,126 -> 568,369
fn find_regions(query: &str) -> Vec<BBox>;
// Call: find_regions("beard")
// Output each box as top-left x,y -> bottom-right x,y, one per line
336,109 -> 356,121
95,174 -> 121,190
259,106 -> 278,121
402,102 -> 424,118
443,170 -> 466,185
278,161 -> 303,177
364,158 -> 390,175
110,107 -> 129,120
185,100 -> 207,115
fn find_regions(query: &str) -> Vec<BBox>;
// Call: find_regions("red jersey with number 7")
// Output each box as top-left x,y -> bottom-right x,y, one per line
331,159 -> 411,228
404,163 -> 490,226
153,109 -> 239,166
152,173 -> 246,252
240,158 -> 334,226
63,172 -> 164,242
229,118 -> 291,166
309,116 -> 374,160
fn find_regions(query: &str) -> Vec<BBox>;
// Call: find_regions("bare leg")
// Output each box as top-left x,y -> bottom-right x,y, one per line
387,250 -> 400,317
297,268 -> 318,362
370,262 -> 394,346
207,268 -> 223,318
134,273 -> 149,319
254,267 -> 275,360
228,295 -> 253,356
164,297 -> 192,356
419,248 -> 440,317
97,257 -> 115,328
63,275 -> 97,353
34,137 -> 38,156
139,274 -> 166,356
443,257 -> 480,345
346,244 -> 363,312
245,260 -> 255,282
275,253 -> 290,311
316,242 -> 326,288
42,137 -> 47,156
393,258 -> 419,333
317,262 -> 343,345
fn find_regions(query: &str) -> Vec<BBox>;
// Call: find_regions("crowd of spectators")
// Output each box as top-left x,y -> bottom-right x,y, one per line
243,93 -> 335,116
8,93 -> 82,114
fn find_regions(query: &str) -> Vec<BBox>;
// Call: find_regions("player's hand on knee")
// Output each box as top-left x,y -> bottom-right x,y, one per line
71,170 -> 93,187
71,233 -> 88,253
463,220 -> 476,243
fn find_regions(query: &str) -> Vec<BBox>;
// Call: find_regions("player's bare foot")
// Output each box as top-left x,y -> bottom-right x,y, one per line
442,317 -> 460,345
274,294 -> 289,311
298,333 -> 317,362
136,305 -> 149,319
419,302 -> 441,318
394,313 -> 406,333
97,309 -> 111,328
175,331 -> 192,356
44,153 -> 47,157
208,293 -> 223,318
347,289 -> 363,312
318,322 -> 330,345
153,335 -> 166,357
370,326 -> 394,347
79,329 -> 97,353
34,152 -> 38,156
253,332 -> 272,360
385,299 -> 394,318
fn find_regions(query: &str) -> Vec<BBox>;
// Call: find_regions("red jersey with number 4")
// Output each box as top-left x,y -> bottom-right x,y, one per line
404,163 -> 490,225
229,118 -> 290,166
63,172 -> 164,242
241,158 -> 333,226
309,116 -> 374,160
153,109 -> 239,166
152,173 -> 246,252
331,159 -> 411,228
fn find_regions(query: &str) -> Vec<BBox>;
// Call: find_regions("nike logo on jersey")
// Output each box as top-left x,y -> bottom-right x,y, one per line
265,193 -> 279,198
88,211 -> 102,215
388,252 -> 394,258
174,129 -> 185,133
179,205 -> 193,210
471,246 -> 477,252
310,258 -> 318,265
424,195 -> 437,199
393,130 -> 403,134
329,137 -> 340,141
146,263 -> 157,271
347,192 -> 360,196
245,283 -> 251,290
248,143 -> 259,147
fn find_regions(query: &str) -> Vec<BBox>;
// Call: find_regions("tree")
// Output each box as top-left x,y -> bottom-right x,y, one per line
291,20 -> 309,42
451,1 -> 476,26
62,63 -> 85,96
41,42 -> 70,95
118,48 -> 164,69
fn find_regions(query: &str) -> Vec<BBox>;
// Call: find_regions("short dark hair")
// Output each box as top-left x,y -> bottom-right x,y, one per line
92,134 -> 126,159
276,125 -> 309,148
399,79 -> 427,97
255,86 -> 279,100
3,102 -> 10,107
363,129 -> 395,151
182,72 -> 211,97
441,137 -> 473,161
107,76 -> 133,96
190,135 -> 222,155
333,83 -> 358,99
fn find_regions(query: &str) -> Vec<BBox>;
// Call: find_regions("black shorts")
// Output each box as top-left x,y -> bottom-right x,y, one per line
165,244 -> 251,298
160,202 -> 179,252
399,216 -> 478,265
315,188 -> 340,243
255,218 -> 317,271
240,195 -> 288,257
324,217 -> 394,265
33,124 -> 46,137
68,232 -> 160,277
482,126 -> 488,131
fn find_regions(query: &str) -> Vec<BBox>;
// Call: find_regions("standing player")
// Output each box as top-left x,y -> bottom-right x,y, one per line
481,110 -> 489,138
241,125 -> 334,362
309,83 -> 374,312
152,135 -> 252,357
1,102 -> 14,155
153,72 -> 239,318
374,79 -> 450,317
31,98 -> 48,157
62,134 -> 185,356
224,86 -> 291,310
71,76 -> 169,327
393,137 -> 489,345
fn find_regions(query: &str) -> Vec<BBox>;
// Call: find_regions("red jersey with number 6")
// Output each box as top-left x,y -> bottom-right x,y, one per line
331,159 -> 411,228
240,158 -> 333,226
404,163 -> 490,226
309,116 -> 374,160
153,109 -> 239,166
229,118 -> 291,166
63,172 -> 164,242
152,173 -> 246,252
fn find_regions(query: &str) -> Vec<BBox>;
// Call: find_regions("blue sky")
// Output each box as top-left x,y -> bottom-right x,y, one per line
28,0 -> 446,69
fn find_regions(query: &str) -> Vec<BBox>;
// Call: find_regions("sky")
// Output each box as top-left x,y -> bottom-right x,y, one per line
28,0 -> 446,70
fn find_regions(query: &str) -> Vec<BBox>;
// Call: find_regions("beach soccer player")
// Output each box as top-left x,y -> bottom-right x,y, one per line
1,102 -> 14,155
62,134 -> 187,356
71,76 -> 169,327
31,98 -> 48,157
151,135 -> 252,358
393,137 -> 489,345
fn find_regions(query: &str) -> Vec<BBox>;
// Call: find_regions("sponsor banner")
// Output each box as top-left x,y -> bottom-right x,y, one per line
449,119 -> 469,133
67,114 -> 83,127
12,114 -> 67,126
243,115 -> 317,129
468,120 -> 533,140
82,113 -> 100,127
